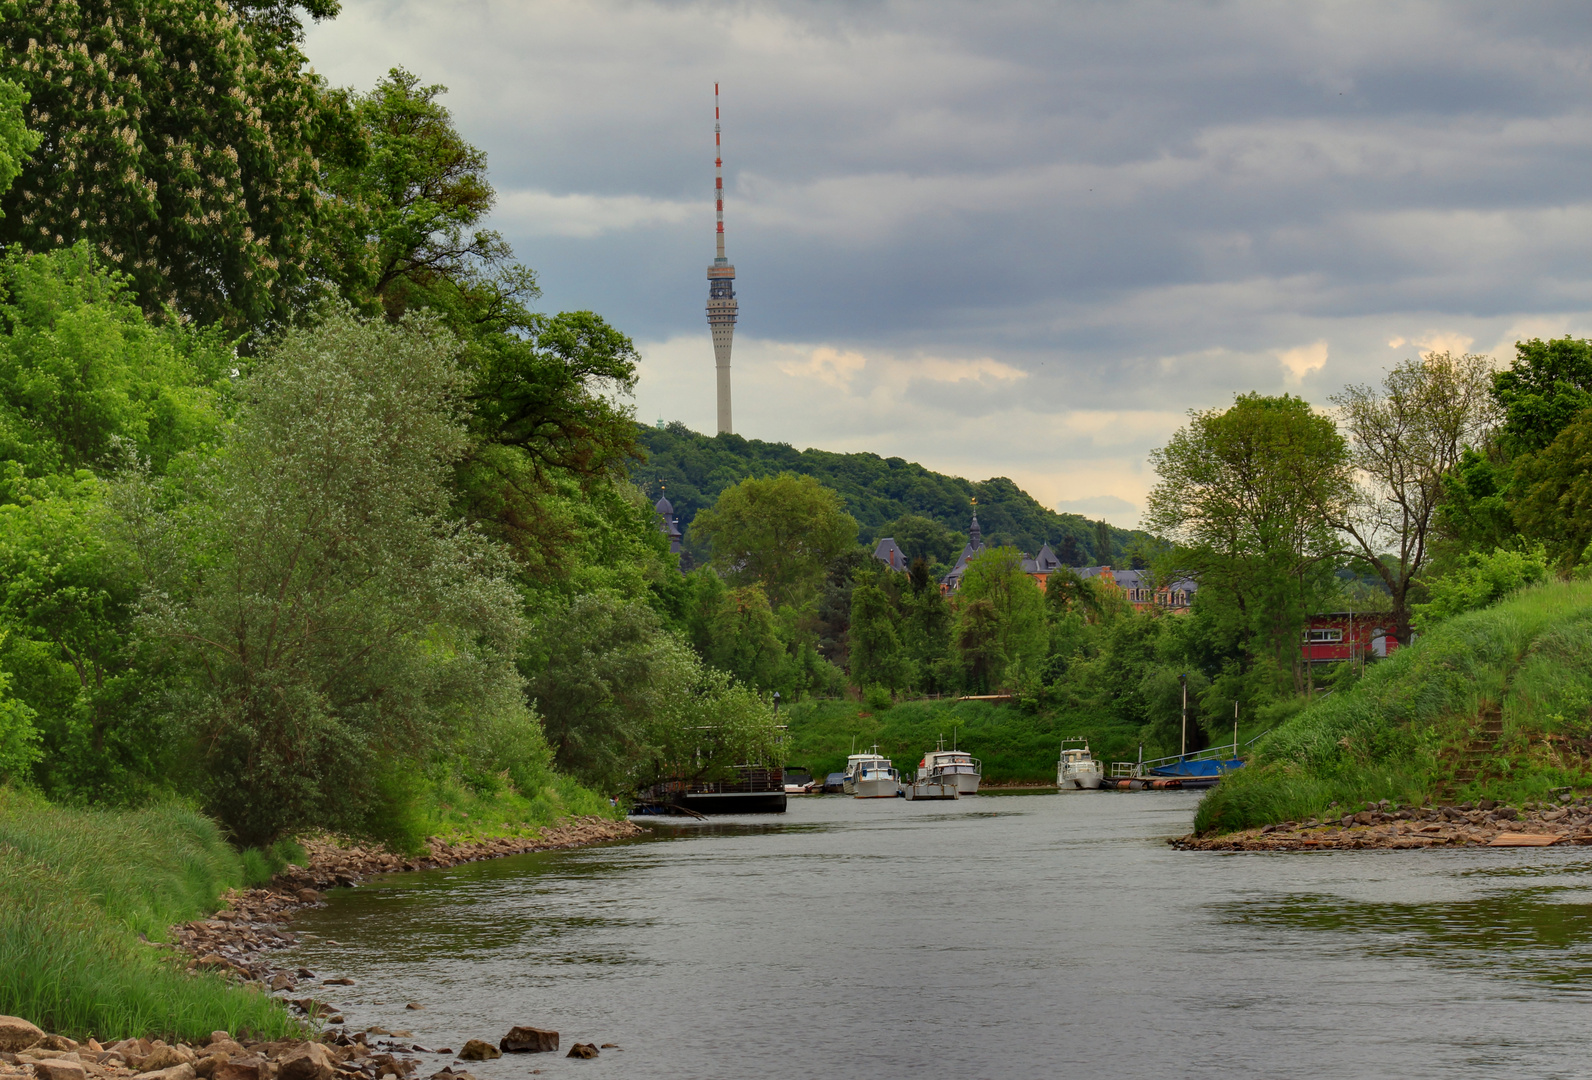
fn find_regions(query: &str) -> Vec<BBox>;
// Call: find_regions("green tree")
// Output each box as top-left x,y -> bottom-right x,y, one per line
1331,352 -> 1497,643
0,245 -> 230,476
522,591 -> 689,794
682,570 -> 786,691
0,0 -> 343,330
1146,393 -> 1349,678
1513,409 -> 1592,570
690,472 -> 859,608
1491,337 -> 1592,456
848,571 -> 912,694
880,512 -> 961,567
128,309 -> 529,846
953,547 -> 1047,691
0,77 -> 40,207
324,68 -> 516,320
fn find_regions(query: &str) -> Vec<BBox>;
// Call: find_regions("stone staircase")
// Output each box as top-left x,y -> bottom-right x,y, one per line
1443,704 -> 1504,794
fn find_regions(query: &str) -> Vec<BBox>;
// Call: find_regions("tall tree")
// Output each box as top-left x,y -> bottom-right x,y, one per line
1146,393 -> 1349,679
0,0 -> 343,331
690,472 -> 859,609
953,547 -> 1047,691
127,309 -> 529,846
1330,352 -> 1497,643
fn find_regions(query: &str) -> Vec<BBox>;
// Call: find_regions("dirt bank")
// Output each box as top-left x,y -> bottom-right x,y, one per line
1176,797 -> 1592,851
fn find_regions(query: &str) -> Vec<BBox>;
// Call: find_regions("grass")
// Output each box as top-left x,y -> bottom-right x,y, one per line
782,697 -> 1147,783
1195,579 -> 1592,835
421,771 -> 620,845
0,787 -> 301,1042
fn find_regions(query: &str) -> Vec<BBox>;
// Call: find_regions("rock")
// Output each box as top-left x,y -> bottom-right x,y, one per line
0,1016 -> 45,1053
1340,815 -> 1354,828
194,1053 -> 228,1078
142,1065 -> 197,1080
269,975 -> 295,992
499,1027 -> 558,1054
213,1062 -> 260,1080
325,1016 -> 345,1026
429,1072 -> 478,1080
295,889 -> 323,904
404,1004 -> 424,1011
1354,811 -> 1376,825
322,978 -> 355,986
1496,806 -> 1518,820
296,969 -> 316,979
140,1046 -> 197,1072
455,1042 -> 499,1063
28,1059 -> 87,1080
1479,798 -> 1497,810
277,1043 -> 337,1080
598,1044 -> 618,1050
35,1037 -> 77,1053
565,1044 -> 599,1060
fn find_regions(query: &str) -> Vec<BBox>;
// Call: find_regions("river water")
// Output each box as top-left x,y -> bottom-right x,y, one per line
281,792 -> 1592,1079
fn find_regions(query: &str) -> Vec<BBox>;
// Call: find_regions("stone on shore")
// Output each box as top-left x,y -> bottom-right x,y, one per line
276,1043 -> 337,1080
138,1046 -> 196,1073
456,1042 -> 499,1062
213,1061 -> 260,1080
141,1064 -> 197,1080
565,1044 -> 599,1060
25,1059 -> 87,1080
499,1027 -> 558,1054
0,1016 -> 45,1053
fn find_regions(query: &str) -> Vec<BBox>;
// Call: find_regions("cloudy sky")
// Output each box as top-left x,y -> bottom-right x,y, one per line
304,1 -> 1592,527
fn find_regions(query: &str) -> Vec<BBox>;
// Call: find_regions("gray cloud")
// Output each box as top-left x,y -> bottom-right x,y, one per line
305,0 -> 1592,525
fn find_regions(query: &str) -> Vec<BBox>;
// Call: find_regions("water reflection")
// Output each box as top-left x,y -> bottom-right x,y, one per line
281,794 -> 1592,1080
1225,888 -> 1592,986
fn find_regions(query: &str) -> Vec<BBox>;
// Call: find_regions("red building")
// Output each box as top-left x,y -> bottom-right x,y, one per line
1302,612 -> 1401,665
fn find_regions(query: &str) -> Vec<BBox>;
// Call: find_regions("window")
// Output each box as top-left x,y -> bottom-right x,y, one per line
1306,628 -> 1343,643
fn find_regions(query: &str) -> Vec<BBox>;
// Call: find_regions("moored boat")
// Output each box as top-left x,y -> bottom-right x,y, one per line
918,739 -> 982,795
843,749 -> 891,795
906,767 -> 960,800
852,751 -> 903,799
1057,739 -> 1103,790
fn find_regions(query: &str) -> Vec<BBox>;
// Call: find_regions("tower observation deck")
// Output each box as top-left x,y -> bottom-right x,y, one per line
706,83 -> 737,435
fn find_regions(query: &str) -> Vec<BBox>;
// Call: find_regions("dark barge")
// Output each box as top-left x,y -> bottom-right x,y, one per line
643,766 -> 787,814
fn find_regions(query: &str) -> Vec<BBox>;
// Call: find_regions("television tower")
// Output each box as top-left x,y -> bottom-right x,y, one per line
706,82 -> 738,435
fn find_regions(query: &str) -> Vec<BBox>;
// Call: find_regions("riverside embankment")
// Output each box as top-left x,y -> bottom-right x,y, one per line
1178,795 -> 1592,850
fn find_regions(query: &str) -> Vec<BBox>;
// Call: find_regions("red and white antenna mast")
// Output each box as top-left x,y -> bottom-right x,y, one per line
705,81 -> 738,435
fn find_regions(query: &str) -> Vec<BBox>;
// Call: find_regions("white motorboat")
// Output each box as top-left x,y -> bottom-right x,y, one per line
918,739 -> 981,795
1056,739 -> 1103,790
843,749 -> 895,796
851,750 -> 903,799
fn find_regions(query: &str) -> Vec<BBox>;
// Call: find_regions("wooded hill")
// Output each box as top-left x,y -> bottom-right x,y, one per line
634,422 -> 1148,566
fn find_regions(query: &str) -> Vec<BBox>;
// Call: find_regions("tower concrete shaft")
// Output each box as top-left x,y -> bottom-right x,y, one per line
706,82 -> 737,434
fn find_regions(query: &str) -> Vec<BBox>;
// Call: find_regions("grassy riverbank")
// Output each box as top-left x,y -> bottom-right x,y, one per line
782,698 -> 1146,783
0,770 -> 619,1041
1195,580 -> 1592,835
0,788 -> 300,1041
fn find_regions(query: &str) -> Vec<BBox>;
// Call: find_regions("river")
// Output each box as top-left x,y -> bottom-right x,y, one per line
281,792 -> 1592,1079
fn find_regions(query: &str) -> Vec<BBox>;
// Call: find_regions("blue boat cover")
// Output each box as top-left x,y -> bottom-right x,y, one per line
1148,758 -> 1244,777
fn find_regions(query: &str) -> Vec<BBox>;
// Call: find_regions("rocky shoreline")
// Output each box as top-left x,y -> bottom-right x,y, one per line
1176,796 -> 1592,851
171,816 -> 644,1007
0,816 -> 644,1080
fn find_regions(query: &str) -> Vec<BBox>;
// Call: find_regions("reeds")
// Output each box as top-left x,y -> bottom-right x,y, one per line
0,789 -> 299,1041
